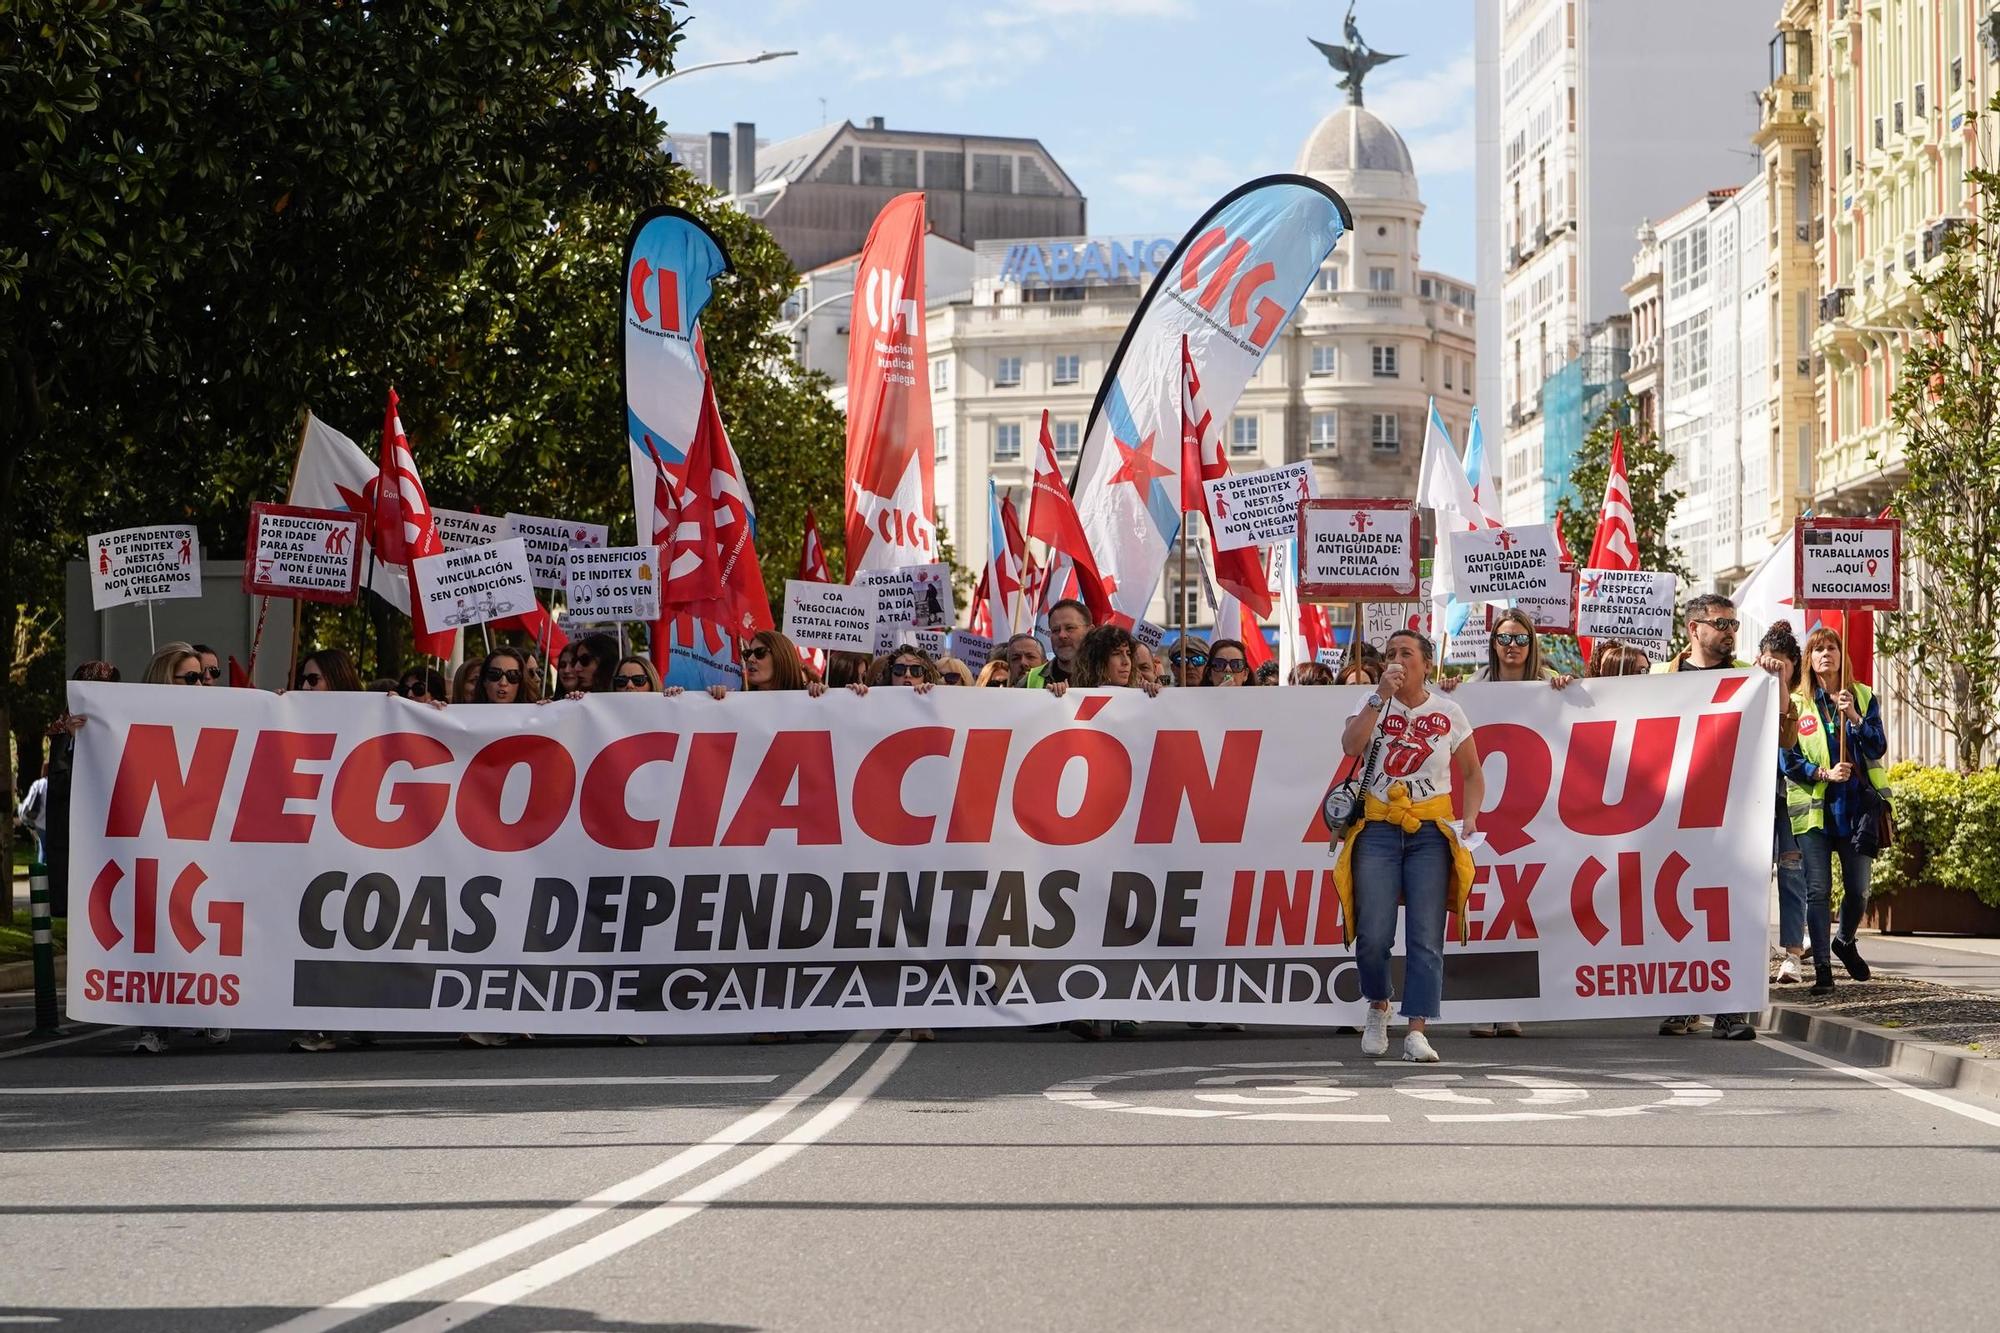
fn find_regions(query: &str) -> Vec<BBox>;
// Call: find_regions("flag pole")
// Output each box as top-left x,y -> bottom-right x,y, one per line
144,599 -> 156,654
246,596 -> 271,684
1837,607 -> 1851,766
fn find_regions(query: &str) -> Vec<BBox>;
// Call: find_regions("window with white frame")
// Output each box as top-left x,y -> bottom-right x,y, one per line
1372,344 -> 1399,377
1053,419 -> 1080,458
1369,266 -> 1396,291
1314,263 -> 1341,292
1311,344 -> 1337,376
930,358 -> 949,392
1371,413 -> 1400,449
934,425 -> 950,461
1052,353 -> 1081,385
1667,228 -> 1709,299
1230,415 -> 1259,455
1668,312 -> 1711,396
1310,411 -> 1338,452
995,355 -> 1022,387
993,422 -> 1022,460
1443,356 -> 1454,389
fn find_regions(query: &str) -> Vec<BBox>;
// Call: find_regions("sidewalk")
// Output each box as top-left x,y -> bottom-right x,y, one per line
1852,930 -> 2000,994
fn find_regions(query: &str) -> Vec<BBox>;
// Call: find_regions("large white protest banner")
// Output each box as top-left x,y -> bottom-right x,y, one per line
1298,499 -> 1420,601
1203,462 -> 1319,553
88,526 -> 202,611
66,673 -> 1775,1034
783,579 -> 877,654
243,503 -> 364,604
505,513 -> 610,590
1795,517 -> 1901,611
1444,523 -> 1565,603
1576,569 -> 1678,645
410,538 -> 538,628
432,508 -> 505,552
566,545 -> 661,622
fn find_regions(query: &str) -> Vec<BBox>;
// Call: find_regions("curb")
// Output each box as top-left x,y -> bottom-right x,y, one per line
1762,1001 -> 2000,1101
0,955 -> 63,993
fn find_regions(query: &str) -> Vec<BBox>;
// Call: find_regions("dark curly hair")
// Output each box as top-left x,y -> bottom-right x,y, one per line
1072,624 -> 1138,687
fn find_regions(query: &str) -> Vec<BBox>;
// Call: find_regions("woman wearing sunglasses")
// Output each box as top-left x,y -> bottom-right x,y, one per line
705,630 -> 841,701
1202,639 -> 1252,687
1461,610 -> 1572,690
936,656 -> 977,687
399,666 -> 448,704
974,659 -> 1012,688
132,645 -> 233,1053
291,648 -> 363,694
471,647 -> 540,705
609,655 -> 662,693
870,646 -> 941,692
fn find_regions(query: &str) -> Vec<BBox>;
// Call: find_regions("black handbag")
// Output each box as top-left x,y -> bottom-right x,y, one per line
1853,758 -> 1896,856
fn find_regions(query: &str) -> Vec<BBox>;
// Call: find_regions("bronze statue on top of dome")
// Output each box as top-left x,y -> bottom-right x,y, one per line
1309,0 -> 1404,106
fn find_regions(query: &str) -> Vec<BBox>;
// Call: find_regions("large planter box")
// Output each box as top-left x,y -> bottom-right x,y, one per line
1867,882 -> 2000,936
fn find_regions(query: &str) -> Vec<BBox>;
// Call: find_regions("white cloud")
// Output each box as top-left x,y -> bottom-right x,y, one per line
1108,153 -> 1243,218
1019,0 -> 1191,13
1365,51 -> 1476,134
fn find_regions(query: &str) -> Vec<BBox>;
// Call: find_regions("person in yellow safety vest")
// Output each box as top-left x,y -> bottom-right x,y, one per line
1650,593 -> 1758,1040
1779,624 -> 1888,995
1333,629 -> 1483,1065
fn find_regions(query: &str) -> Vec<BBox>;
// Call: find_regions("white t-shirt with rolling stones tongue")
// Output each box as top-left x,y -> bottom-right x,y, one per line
1352,692 -> 1473,804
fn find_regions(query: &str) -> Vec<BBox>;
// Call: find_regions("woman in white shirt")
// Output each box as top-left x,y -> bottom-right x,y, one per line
1334,630 -> 1485,1063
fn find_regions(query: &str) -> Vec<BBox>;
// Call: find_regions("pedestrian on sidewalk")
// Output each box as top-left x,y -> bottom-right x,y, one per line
1333,629 -> 1483,1065
1756,622 -> 1810,985
1782,624 -> 1888,996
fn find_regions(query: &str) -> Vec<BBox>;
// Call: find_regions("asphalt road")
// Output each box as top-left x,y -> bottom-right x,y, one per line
4,1017 -> 1999,1332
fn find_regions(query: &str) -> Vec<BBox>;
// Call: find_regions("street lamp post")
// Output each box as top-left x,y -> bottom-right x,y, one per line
633,49 -> 797,97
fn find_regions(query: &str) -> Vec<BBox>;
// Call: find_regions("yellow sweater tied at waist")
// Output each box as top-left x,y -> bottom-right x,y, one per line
1332,782 -> 1476,947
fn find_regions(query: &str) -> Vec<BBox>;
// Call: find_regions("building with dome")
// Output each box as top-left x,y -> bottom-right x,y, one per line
916,45 -> 1477,632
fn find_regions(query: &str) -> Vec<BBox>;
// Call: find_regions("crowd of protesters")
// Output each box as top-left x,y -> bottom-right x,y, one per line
40,589 -> 1882,1060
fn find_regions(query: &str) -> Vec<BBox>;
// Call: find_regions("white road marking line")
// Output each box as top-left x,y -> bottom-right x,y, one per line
0,1027 -> 132,1060
0,1075 -> 779,1098
382,1036 -> 915,1332
1758,1034 -> 2000,1131
265,1032 -> 882,1333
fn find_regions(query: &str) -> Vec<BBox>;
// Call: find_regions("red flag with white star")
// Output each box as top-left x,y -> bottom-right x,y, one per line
1026,410 -> 1108,620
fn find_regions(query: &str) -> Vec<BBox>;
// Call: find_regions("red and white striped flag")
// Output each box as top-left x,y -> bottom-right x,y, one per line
371,389 -> 453,657
1586,430 -> 1640,572
1181,337 -> 1272,617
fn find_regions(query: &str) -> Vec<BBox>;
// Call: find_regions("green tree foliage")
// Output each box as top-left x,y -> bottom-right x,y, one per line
1554,396 -> 1692,585
0,1 -> 860,914
1882,100 -> 2000,771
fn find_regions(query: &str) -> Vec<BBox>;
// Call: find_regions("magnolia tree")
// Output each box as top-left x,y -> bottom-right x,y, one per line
1884,102 -> 2000,771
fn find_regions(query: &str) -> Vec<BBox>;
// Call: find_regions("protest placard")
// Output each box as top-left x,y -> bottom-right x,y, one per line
1203,461 -> 1318,552
1444,523 -> 1565,602
432,507 -> 505,552
1486,564 -> 1579,636
1443,619 -> 1490,667
1297,499 -> 1420,601
1794,517 -> 1902,611
410,538 -> 538,629
1575,568 -> 1678,645
910,563 -> 955,628
88,525 -> 202,611
1132,621 -> 1166,651
1359,562 -> 1433,646
243,503 -> 364,604
950,630 -> 995,671
505,513 -> 609,590
857,567 -> 916,628
783,580 -> 877,654
565,545 -> 661,622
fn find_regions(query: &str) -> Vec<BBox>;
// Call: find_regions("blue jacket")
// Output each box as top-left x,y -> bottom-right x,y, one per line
1779,684 -> 1886,838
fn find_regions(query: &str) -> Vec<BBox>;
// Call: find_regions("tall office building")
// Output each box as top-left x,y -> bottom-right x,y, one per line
1475,0 -> 1780,526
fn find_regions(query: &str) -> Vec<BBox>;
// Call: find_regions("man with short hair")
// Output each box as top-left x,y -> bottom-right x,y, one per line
1024,599 -> 1092,688
1004,634 -> 1047,685
1654,592 -> 1757,1041
191,643 -> 224,686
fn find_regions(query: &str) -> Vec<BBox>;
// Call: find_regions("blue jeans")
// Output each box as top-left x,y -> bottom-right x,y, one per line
1798,827 -> 1872,967
1351,820 -> 1451,1020
1775,815 -> 1807,953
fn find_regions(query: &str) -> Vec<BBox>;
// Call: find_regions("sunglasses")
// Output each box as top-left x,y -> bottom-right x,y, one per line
744,645 -> 771,662
483,668 -> 522,684
889,662 -> 926,678
203,666 -> 223,680
984,677 -> 1009,687
1211,659 -> 1248,673
1170,653 -> 1208,667
573,652 -> 594,665
613,673 -> 652,689
400,681 -> 431,698
1695,618 -> 1741,632
296,671 -> 324,687
175,670 -> 207,685
1494,632 -> 1534,647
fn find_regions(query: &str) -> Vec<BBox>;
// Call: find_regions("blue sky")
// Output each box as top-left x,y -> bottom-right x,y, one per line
650,0 -> 1479,280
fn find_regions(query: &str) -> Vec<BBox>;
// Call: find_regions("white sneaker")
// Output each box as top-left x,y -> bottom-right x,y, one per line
1403,1031 -> 1440,1063
1360,1007 -> 1391,1057
1776,955 -> 1801,984
131,1029 -> 167,1054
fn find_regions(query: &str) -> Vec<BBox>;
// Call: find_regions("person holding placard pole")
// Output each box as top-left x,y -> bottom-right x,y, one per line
1334,629 -> 1483,1064
1756,622 -> 1810,985
1780,625 -> 1887,994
